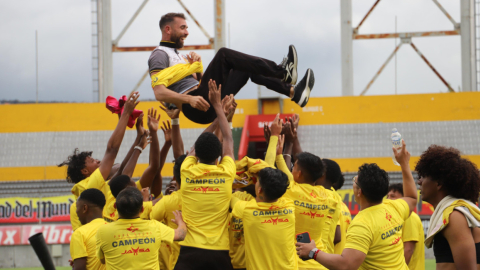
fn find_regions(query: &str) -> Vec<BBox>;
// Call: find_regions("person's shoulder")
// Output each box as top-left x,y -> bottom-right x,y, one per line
149,49 -> 168,59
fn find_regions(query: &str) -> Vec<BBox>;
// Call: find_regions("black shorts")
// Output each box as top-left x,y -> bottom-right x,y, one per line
173,246 -> 233,270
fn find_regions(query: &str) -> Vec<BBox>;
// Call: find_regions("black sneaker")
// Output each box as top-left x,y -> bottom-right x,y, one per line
292,69 -> 314,107
280,45 -> 298,84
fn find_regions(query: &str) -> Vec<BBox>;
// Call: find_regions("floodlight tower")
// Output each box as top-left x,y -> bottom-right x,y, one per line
340,0 -> 478,96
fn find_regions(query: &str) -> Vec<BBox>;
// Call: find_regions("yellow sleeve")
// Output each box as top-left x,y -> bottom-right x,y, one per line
95,228 -> 105,260
344,221 -> 372,255
140,201 -> 153,220
181,156 -> 197,171
402,215 -> 420,242
70,230 -> 87,260
136,180 -> 142,190
265,136 -> 278,166
151,62 -> 203,88
86,168 -> 107,193
158,221 -> 175,243
232,200 -> 247,219
389,199 -> 410,221
70,203 -> 82,231
220,156 -> 237,177
275,154 -> 294,184
150,198 -> 167,222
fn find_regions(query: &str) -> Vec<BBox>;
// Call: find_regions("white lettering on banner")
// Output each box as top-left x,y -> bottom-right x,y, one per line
258,121 -> 274,128
47,226 -> 60,243
4,230 -> 17,245
302,106 -> 323,112
17,224 -> 72,245
235,108 -> 244,114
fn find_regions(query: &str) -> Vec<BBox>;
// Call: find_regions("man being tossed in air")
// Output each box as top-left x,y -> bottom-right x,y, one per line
149,13 -> 315,124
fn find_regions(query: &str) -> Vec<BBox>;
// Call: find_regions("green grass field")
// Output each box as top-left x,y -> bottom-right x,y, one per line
2,260 -> 438,270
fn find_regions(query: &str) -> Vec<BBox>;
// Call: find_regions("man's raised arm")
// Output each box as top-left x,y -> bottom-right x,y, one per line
152,83 -> 210,112
99,91 -> 140,180
208,80 -> 234,159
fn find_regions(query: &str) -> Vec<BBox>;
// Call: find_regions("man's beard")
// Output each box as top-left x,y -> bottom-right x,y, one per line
171,33 -> 185,49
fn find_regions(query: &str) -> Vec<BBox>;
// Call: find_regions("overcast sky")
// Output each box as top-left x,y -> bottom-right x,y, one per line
0,0 -> 462,102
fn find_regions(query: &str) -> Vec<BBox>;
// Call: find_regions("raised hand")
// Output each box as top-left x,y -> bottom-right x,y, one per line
292,114 -> 300,129
283,121 -> 297,142
189,96 -> 210,112
222,94 -> 234,115
124,91 -> 140,115
161,120 -> 172,144
393,139 -> 410,167
135,113 -> 145,138
270,113 -> 283,136
263,123 -> 271,143
141,187 -> 151,201
138,131 -> 151,150
147,108 -> 161,132
159,103 -> 180,119
208,79 -> 222,107
226,99 -> 237,122
276,134 -> 285,156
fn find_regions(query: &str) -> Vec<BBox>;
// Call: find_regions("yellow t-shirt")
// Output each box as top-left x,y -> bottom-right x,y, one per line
232,197 -> 297,270
229,191 -> 254,269
180,156 -> 236,250
96,218 -> 175,270
334,202 -> 352,255
150,191 -> 182,270
70,218 -> 107,270
345,199 -> 410,270
266,143 -> 341,269
402,212 -> 424,270
70,169 -> 103,231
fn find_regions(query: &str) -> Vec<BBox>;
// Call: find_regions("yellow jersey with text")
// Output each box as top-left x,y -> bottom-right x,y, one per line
70,169 -> 103,231
96,218 -> 175,270
180,156 -> 236,250
232,197 -> 297,270
229,191 -> 254,269
334,202 -> 352,255
267,147 -> 341,269
150,191 -> 182,270
345,199 -> 410,270
402,211 -> 424,270
70,218 -> 106,270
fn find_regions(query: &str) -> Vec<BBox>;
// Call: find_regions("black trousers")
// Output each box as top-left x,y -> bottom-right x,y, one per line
182,47 -> 291,124
173,246 -> 234,270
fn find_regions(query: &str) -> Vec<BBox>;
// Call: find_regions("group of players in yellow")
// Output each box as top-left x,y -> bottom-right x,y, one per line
62,11 -> 480,270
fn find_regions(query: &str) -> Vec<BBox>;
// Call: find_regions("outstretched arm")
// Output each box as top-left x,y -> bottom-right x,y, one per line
99,92 -> 140,180
160,105 -> 184,159
152,84 -> 209,112
296,240 -> 366,270
121,133 -> 150,178
150,121 -> 173,198
393,140 -> 417,214
290,114 -> 303,159
208,80 -> 234,159
138,108 -> 161,188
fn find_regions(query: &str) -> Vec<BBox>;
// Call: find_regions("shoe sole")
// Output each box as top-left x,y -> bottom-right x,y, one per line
290,45 -> 298,85
298,69 -> 314,107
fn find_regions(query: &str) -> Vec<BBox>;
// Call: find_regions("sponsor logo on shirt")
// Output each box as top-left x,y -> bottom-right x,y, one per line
252,209 -> 293,216
126,225 -> 138,233
385,212 -> 392,221
381,224 -> 403,240
261,217 -> 289,225
192,187 -> 220,193
121,247 -> 151,255
294,200 -> 328,210
389,237 -> 401,246
300,211 -> 324,219
112,237 -> 156,247
185,178 -> 226,185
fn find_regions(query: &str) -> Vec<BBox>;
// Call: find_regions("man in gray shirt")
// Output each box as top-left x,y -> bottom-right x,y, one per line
149,13 -> 315,124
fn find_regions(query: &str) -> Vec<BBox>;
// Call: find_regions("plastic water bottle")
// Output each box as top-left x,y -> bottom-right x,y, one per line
391,128 -> 402,166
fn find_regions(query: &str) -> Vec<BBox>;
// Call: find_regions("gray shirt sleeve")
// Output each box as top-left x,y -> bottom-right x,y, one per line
148,50 -> 169,73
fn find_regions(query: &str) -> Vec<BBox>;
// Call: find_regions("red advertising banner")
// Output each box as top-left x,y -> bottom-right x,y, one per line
0,195 -> 74,223
337,189 -> 434,216
0,224 -> 72,245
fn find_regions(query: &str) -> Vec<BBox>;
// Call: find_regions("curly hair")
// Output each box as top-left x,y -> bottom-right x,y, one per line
57,148 -> 92,184
173,154 -> 187,188
258,168 -> 289,201
388,183 -> 403,196
415,145 -> 480,203
296,152 -> 325,183
357,163 -> 390,203
78,188 -> 106,209
194,133 -> 222,164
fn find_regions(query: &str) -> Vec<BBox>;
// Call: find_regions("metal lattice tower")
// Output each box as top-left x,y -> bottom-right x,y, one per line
91,0 -> 99,102
341,0 -> 478,96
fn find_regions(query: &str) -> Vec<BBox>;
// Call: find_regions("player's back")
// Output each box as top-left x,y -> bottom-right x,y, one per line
180,156 -> 235,250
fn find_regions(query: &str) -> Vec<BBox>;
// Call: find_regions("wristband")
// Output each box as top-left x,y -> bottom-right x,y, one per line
313,249 -> 320,260
134,146 -> 143,153
283,154 -> 291,159
229,122 -> 233,129
308,248 -> 319,259
171,118 -> 180,125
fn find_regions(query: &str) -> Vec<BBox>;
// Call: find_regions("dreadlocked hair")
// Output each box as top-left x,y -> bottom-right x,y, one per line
58,148 -> 92,184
